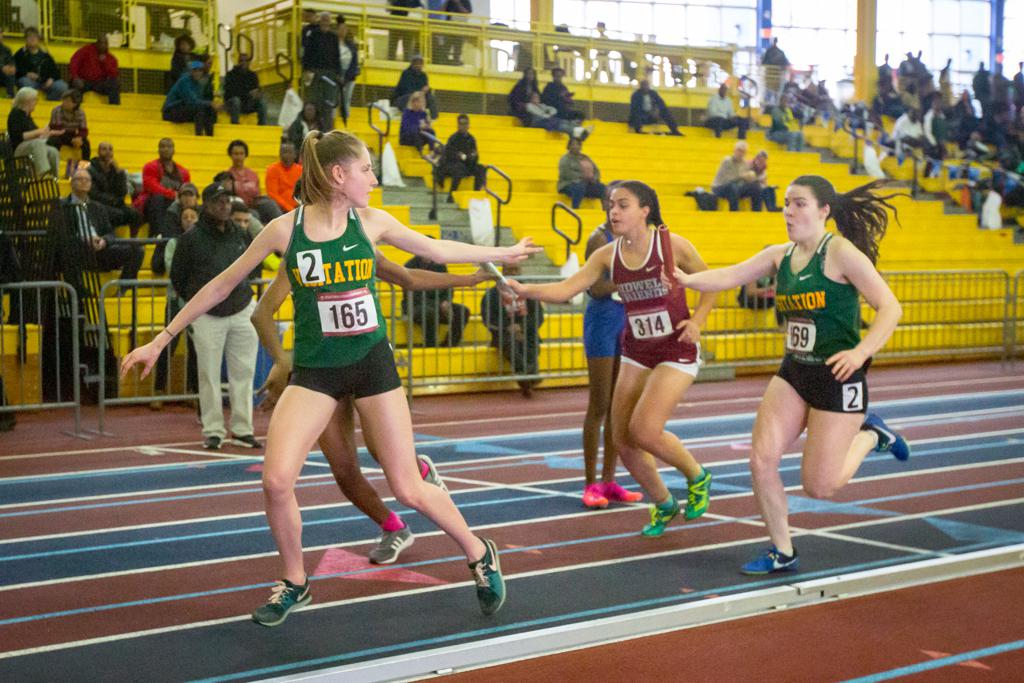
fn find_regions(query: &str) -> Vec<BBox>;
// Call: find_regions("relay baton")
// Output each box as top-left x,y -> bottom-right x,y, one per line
483,262 -> 513,291
657,224 -> 675,286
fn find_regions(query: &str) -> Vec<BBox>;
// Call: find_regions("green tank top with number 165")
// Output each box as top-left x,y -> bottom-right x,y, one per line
284,205 -> 386,368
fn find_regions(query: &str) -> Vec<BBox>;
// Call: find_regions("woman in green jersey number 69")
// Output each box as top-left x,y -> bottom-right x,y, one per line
670,176 -> 911,576
120,130 -> 539,625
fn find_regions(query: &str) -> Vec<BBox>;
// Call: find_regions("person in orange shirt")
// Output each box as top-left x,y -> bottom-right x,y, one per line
265,141 -> 303,212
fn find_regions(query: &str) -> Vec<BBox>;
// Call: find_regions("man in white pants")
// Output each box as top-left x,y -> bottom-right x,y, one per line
170,183 -> 261,450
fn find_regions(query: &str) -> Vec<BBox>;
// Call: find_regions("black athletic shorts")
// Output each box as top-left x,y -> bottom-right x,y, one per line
289,338 -> 402,400
776,354 -> 871,414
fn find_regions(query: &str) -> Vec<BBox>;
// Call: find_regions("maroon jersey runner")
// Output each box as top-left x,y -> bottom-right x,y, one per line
610,227 -> 699,367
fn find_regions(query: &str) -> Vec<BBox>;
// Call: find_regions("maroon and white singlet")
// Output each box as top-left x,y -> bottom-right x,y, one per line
610,228 -> 700,372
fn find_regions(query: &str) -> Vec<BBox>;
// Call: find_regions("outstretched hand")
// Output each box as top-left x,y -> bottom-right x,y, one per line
500,237 -> 543,264
660,266 -> 690,291
119,340 -> 163,380
675,319 -> 701,344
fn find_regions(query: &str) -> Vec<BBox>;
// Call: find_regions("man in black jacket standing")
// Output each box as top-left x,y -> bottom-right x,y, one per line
62,168 -> 143,281
88,142 -> 143,236
301,13 -> 342,132
170,183 -> 262,451
223,53 -> 267,125
435,113 -> 486,200
393,56 -> 439,118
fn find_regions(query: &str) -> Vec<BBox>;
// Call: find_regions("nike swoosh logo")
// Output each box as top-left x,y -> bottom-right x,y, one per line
798,274 -> 812,281
342,243 -> 358,252
645,266 -> 659,272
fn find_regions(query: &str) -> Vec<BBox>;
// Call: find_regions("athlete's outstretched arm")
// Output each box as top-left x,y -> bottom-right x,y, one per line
120,215 -> 292,379
375,252 -> 492,290
826,240 -> 902,381
367,208 -> 541,265
673,244 -> 787,293
506,244 -> 610,303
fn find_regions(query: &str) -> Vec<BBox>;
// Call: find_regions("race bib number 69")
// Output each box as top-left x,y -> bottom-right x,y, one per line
786,318 -> 816,352
317,288 -> 379,336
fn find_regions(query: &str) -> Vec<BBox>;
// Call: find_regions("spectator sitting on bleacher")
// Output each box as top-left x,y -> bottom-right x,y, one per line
629,79 -> 682,136
399,91 -> 439,153
69,35 -> 120,105
964,131 -> 996,162
62,168 -> 143,282
749,150 -> 781,212
435,114 -> 486,200
223,53 -> 267,126
871,80 -> 906,123
558,137 -> 605,210
14,27 -> 67,101
0,30 -> 16,98
402,252 -> 470,347
393,56 -> 439,119
891,108 -> 925,159
47,89 -> 90,171
525,92 -> 591,140
973,62 -> 991,120
541,67 -> 584,122
170,182 -> 262,451
134,137 -> 191,244
162,61 -> 216,136
711,140 -> 759,212
950,90 -> 980,147
703,83 -> 747,139
167,34 -> 200,92
287,101 -> 320,150
481,263 -> 543,398
265,142 -> 302,213
7,87 -> 59,177
164,182 -> 198,235
767,97 -> 804,151
225,139 -> 282,224
230,200 -> 261,237
922,96 -> 948,173
508,66 -> 541,125
211,171 -> 265,234
88,142 -> 142,236
877,53 -> 893,90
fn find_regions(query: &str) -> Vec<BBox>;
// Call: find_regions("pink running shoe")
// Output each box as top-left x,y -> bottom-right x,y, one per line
602,481 -> 644,503
582,483 -> 609,509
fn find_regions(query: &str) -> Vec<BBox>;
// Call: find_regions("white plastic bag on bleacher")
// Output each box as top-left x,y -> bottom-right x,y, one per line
980,190 -> 1002,229
862,141 -> 886,179
277,88 -> 303,129
560,252 -> 584,305
468,198 -> 493,246
380,142 -> 406,188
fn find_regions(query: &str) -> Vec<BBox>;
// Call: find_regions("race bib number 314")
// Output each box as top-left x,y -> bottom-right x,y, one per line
629,309 -> 672,340
317,288 -> 379,336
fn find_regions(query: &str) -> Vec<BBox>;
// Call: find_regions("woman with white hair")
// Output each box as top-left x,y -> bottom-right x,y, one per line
7,86 -> 59,177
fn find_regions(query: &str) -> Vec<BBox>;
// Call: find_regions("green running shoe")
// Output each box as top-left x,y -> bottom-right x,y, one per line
685,468 -> 712,520
641,497 -> 680,537
469,537 -> 506,616
252,578 -> 311,627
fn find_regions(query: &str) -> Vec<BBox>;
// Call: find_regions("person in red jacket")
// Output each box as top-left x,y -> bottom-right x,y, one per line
69,35 -> 120,105
134,137 -> 191,243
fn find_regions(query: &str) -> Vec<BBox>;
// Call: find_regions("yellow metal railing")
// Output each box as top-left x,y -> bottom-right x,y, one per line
34,0 -> 216,53
235,1 -> 734,94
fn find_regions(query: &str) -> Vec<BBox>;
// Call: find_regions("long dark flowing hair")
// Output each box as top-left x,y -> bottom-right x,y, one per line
791,176 -> 905,265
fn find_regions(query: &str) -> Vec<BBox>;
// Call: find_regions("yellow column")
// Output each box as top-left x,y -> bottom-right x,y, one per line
531,0 -> 554,31
854,0 -> 877,101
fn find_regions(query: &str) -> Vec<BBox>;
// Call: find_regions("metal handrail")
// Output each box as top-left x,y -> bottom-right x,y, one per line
275,52 -> 294,87
738,75 -> 757,122
551,202 -> 582,263
217,23 -> 235,71
368,102 -> 392,180
236,31 -> 255,60
483,164 -> 512,247
419,131 -> 443,221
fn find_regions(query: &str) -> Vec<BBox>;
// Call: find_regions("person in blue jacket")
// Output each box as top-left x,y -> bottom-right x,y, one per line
162,61 -> 217,136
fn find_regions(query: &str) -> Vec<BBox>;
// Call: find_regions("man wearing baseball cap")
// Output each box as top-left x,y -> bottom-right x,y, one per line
162,60 -> 216,136
169,182 -> 263,449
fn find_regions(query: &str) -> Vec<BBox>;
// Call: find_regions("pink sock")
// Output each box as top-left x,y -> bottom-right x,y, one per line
381,511 -> 405,532
418,459 -> 430,479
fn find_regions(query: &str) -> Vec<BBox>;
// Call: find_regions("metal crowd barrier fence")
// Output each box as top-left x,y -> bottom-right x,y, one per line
94,277 -> 276,434
1013,270 -> 1024,361
0,280 -> 84,436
